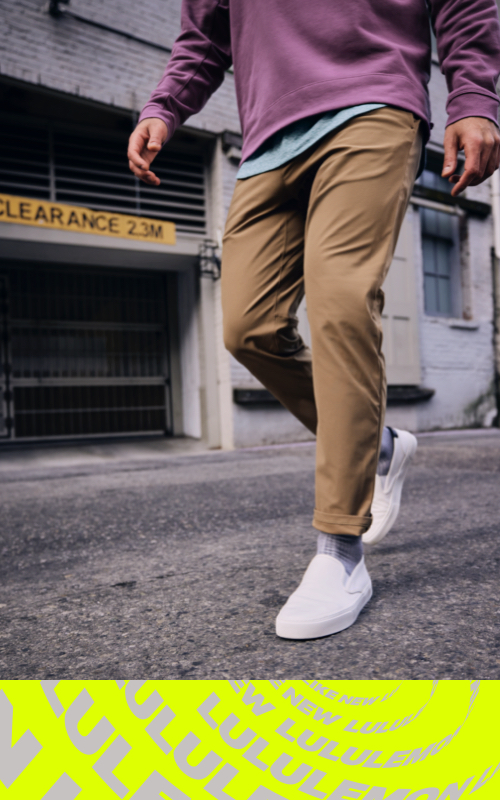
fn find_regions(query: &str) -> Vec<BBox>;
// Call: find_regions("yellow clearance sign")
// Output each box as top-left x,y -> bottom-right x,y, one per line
0,193 -> 176,245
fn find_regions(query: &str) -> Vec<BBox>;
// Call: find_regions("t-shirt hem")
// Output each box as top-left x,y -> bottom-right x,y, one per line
236,103 -> 386,180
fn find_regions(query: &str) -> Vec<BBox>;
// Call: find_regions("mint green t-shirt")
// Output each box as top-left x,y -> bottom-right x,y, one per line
236,104 -> 386,180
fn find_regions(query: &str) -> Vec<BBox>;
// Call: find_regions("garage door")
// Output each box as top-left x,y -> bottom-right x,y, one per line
1,264 -> 172,440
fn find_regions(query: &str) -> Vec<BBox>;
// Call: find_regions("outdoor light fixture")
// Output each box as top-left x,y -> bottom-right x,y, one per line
198,240 -> 221,281
48,0 -> 70,18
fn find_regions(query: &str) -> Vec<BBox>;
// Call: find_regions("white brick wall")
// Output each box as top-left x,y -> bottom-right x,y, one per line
418,210 -> 496,429
0,0 -> 241,135
386,201 -> 496,432
409,63 -> 495,430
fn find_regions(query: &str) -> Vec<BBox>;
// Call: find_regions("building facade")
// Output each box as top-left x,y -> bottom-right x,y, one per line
1,0 -> 499,447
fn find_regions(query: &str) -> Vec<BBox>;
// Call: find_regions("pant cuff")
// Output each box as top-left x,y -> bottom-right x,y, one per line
312,510 -> 372,536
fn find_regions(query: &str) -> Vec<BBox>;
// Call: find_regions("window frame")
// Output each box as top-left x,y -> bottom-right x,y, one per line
417,148 -> 466,320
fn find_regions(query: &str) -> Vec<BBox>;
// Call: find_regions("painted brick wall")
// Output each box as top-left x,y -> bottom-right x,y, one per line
416,64 -> 496,429
0,0 -> 241,135
416,214 -> 496,430
386,201 -> 496,432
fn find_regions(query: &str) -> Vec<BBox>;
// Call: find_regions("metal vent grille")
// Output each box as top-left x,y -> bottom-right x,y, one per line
0,124 -> 51,200
14,384 -> 166,438
0,119 -> 207,234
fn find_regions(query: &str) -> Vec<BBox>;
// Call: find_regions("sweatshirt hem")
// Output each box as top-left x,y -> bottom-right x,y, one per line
239,73 -> 431,163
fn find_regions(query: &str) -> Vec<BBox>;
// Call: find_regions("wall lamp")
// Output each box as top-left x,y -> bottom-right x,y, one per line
48,0 -> 70,17
198,240 -> 221,281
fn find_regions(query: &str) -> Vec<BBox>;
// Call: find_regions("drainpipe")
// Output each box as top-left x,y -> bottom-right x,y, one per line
491,171 -> 500,426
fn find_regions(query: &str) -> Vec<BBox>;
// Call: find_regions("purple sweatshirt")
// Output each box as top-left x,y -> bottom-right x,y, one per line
139,0 -> 500,163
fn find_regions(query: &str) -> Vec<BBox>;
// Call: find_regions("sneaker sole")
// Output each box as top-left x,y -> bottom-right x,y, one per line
275,581 -> 373,640
363,432 -> 417,546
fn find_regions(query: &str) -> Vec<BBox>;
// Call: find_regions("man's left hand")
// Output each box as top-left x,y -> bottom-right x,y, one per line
442,117 -> 500,197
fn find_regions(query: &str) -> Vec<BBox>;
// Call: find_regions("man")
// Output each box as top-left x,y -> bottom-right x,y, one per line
128,0 -> 500,639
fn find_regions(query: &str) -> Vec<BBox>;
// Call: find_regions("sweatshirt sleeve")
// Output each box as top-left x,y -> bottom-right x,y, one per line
428,0 -> 500,127
138,0 -> 232,143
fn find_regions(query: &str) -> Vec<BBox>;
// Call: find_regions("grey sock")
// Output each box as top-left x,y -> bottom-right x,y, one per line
377,426 -> 396,476
317,532 -> 363,576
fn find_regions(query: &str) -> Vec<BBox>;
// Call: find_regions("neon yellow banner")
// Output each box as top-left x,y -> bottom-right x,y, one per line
0,193 -> 176,245
0,680 -> 499,799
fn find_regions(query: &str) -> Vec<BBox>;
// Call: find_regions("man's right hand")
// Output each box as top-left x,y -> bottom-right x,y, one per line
128,118 -> 168,186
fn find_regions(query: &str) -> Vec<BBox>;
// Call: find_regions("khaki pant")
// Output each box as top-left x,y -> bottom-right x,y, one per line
221,107 -> 422,535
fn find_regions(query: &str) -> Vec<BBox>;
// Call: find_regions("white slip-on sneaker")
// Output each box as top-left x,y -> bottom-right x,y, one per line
275,554 -> 372,640
362,428 -> 418,546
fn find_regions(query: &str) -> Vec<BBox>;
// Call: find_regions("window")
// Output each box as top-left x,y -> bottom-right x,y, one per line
421,207 -> 459,316
418,152 -> 462,317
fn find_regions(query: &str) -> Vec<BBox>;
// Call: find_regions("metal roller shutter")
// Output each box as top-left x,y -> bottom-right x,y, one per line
1,264 -> 172,440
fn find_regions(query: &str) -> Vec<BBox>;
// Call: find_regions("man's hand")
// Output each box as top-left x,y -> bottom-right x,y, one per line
442,117 -> 500,197
128,118 -> 168,186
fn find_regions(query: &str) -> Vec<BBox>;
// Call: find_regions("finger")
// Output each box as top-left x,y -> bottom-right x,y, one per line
128,136 -> 162,173
442,127 -> 458,178
127,134 -> 151,171
490,137 -> 500,173
471,134 -> 496,184
480,144 -> 500,183
128,120 -> 167,181
450,141 -> 482,196
450,168 -> 478,196
128,160 -> 160,185
128,141 -> 159,175
147,135 -> 163,152
138,171 -> 161,186
457,135 -> 497,189
147,120 -> 168,152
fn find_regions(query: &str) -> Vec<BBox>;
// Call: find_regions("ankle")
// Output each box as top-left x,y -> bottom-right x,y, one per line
377,426 -> 395,476
317,532 -> 363,575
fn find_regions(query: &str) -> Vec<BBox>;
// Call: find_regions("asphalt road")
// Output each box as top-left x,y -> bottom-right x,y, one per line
1,430 -> 499,679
